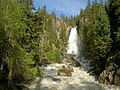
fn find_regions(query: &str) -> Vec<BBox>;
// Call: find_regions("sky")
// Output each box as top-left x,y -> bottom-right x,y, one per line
33,0 -> 105,18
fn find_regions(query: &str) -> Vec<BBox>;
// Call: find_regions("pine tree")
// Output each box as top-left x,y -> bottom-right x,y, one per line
77,1 -> 112,74
0,0 -> 42,89
100,0 -> 103,5
108,0 -> 120,52
0,0 -> 29,89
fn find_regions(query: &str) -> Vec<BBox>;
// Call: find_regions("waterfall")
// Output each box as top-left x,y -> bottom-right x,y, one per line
67,26 -> 80,57
28,26 -> 120,90
67,26 -> 94,73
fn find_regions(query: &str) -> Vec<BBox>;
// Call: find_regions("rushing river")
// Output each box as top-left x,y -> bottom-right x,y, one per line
28,27 -> 120,90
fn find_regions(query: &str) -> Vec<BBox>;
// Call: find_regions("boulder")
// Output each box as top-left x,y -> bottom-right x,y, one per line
58,65 -> 74,76
98,63 -> 120,86
98,53 -> 120,86
98,70 -> 112,84
114,69 -> 120,85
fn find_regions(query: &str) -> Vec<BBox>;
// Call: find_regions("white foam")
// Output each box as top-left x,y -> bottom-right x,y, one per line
67,26 -> 80,57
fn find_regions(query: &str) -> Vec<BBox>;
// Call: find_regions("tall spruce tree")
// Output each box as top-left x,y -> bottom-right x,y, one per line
77,0 -> 112,74
0,0 -> 30,89
108,0 -> 120,53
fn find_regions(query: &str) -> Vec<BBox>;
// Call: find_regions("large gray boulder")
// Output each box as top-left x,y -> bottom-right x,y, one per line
98,53 -> 120,86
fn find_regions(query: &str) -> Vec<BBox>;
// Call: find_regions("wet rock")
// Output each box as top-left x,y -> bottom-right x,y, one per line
114,68 -> 120,85
58,66 -> 73,76
98,63 -> 120,85
29,63 -> 119,90
117,69 -> 120,75
50,87 -> 58,90
114,74 -> 120,85
108,71 -> 115,83
98,70 -> 109,83
58,71 -> 67,76
98,52 -> 120,86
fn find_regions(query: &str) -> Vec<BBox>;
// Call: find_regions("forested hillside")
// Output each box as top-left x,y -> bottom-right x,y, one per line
74,0 -> 120,85
0,0 -> 120,89
0,0 -> 69,89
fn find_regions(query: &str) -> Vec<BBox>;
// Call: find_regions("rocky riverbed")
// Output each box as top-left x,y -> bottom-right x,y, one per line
28,62 -> 120,90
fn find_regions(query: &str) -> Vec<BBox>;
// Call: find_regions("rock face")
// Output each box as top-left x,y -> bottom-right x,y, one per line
99,64 -> 120,86
98,53 -> 120,86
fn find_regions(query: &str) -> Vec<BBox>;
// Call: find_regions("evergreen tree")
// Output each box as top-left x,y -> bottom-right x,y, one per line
77,0 -> 112,74
0,0 -> 30,89
0,0 -> 42,89
108,0 -> 120,53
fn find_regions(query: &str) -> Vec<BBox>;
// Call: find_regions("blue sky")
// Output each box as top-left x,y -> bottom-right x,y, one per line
33,0 -> 105,18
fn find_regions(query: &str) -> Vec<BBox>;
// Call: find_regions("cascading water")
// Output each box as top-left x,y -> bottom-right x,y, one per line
67,26 -> 94,73
67,26 -> 80,57
27,26 -> 120,90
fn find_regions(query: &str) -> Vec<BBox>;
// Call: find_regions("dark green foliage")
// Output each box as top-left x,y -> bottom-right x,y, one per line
72,0 -> 112,74
0,0 -> 68,89
1,0 -> 120,88
0,0 -> 33,89
79,0 -> 111,60
75,0 -> 120,75
108,0 -> 120,53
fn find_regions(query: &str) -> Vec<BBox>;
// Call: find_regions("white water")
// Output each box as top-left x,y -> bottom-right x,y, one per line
67,26 -> 94,73
28,27 -> 120,90
67,26 -> 80,57
29,63 -> 119,90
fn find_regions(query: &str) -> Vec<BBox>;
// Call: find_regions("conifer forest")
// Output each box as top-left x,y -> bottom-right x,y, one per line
0,0 -> 120,90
